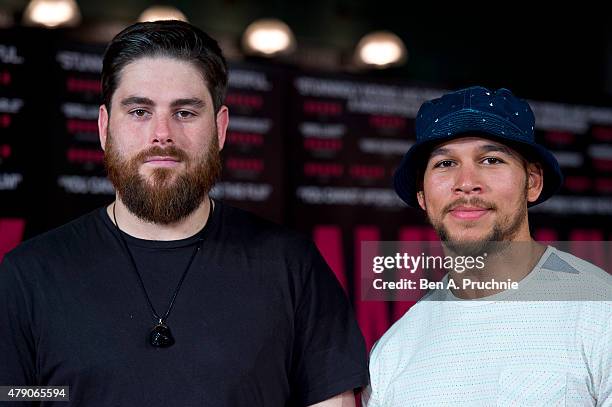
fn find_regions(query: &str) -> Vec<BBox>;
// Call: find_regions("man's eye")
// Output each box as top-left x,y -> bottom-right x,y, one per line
130,109 -> 149,117
176,110 -> 195,119
482,157 -> 504,165
433,160 -> 455,168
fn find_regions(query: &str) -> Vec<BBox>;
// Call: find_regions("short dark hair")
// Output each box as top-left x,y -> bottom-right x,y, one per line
101,20 -> 228,114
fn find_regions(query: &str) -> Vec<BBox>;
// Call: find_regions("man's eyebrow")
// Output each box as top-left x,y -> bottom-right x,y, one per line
429,147 -> 451,159
478,144 -> 517,157
429,144 -> 518,160
170,98 -> 205,109
120,96 -> 155,107
119,97 -> 206,109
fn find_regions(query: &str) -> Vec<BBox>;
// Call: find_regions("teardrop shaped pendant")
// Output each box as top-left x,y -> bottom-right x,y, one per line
150,322 -> 175,348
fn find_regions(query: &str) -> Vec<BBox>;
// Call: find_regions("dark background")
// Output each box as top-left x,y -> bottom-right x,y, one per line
1,3 -> 612,349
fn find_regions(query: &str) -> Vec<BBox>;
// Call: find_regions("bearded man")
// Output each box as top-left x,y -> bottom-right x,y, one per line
0,21 -> 368,407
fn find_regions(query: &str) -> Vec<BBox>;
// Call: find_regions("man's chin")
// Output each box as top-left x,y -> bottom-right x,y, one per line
140,169 -> 181,185
442,239 -> 494,257
436,224 -> 500,255
446,230 -> 493,243
140,164 -> 180,173
441,218 -> 493,237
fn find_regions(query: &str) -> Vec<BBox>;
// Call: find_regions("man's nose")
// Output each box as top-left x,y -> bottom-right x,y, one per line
151,116 -> 173,145
453,164 -> 483,195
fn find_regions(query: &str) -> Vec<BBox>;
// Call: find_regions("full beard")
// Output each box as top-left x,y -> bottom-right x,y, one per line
104,132 -> 222,225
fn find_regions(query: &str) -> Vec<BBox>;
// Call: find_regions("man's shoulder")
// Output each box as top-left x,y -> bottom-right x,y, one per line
545,246 -> 611,278
4,208 -> 104,265
537,246 -> 612,300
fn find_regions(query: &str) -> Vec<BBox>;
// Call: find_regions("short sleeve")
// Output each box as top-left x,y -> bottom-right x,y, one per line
0,255 -> 37,388
289,242 -> 368,406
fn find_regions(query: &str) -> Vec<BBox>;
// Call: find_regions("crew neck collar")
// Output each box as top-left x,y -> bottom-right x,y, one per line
436,245 -> 555,306
100,199 -> 221,250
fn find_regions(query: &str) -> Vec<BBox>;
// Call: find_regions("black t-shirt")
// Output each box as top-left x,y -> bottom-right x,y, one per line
0,201 -> 368,406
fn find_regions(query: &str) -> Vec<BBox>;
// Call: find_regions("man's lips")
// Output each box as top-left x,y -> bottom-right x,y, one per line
448,206 -> 491,220
143,156 -> 181,166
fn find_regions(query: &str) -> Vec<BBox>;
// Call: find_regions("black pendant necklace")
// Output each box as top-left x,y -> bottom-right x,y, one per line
112,199 -> 210,348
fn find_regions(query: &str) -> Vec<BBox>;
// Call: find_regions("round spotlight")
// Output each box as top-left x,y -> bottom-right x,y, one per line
23,0 -> 81,28
355,31 -> 407,68
242,18 -> 296,57
138,6 -> 187,22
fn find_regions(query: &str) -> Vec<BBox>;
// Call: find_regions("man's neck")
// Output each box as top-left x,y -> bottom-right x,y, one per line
106,196 -> 213,241
448,239 -> 547,299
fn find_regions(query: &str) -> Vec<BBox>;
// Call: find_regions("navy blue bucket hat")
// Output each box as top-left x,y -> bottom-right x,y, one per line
393,86 -> 563,208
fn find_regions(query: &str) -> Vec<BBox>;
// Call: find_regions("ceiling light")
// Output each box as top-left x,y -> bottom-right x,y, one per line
138,6 -> 187,22
242,18 -> 296,57
355,31 -> 407,68
23,0 -> 81,28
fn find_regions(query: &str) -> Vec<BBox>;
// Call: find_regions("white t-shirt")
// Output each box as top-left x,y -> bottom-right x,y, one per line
364,246 -> 612,407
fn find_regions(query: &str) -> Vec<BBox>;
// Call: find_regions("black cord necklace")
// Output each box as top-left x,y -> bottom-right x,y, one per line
112,199 -> 211,348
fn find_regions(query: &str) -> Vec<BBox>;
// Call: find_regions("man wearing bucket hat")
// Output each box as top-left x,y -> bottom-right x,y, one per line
363,86 -> 612,406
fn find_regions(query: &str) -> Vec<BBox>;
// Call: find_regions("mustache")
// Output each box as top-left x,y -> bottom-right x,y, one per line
133,146 -> 189,163
442,197 -> 497,214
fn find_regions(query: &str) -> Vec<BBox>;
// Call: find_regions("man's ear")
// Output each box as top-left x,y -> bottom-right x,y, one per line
215,105 -> 229,150
417,190 -> 427,211
98,104 -> 109,151
526,163 -> 544,204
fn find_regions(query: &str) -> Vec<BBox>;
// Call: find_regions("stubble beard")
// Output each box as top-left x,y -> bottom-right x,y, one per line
426,186 -> 528,257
